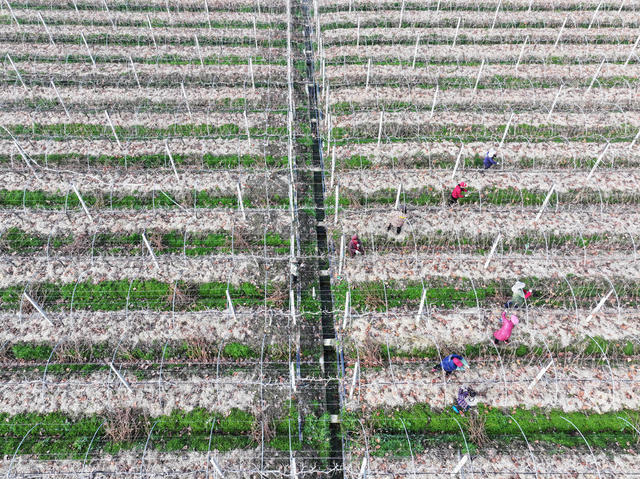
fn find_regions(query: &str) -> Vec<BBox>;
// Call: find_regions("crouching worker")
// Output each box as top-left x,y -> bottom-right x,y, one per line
448,182 -> 468,205
431,354 -> 469,376
505,281 -> 532,308
483,148 -> 498,170
494,311 -> 519,345
387,207 -> 407,235
348,234 -> 364,257
452,386 -> 477,416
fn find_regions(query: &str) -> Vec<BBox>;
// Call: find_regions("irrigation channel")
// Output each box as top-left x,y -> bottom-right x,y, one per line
296,0 -> 344,476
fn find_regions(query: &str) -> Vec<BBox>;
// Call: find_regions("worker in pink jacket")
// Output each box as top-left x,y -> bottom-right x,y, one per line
448,182 -> 468,205
494,311 -> 519,345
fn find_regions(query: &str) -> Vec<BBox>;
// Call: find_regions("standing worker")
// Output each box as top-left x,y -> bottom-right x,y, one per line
494,311 -> 519,345
505,281 -> 532,308
448,182 -> 468,205
348,234 -> 365,257
483,148 -> 499,170
387,206 -> 407,235
431,354 -> 469,376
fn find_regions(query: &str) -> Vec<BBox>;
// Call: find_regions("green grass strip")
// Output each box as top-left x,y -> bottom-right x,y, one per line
332,278 -> 640,310
0,189 -> 291,210
0,279 -> 323,313
344,405 -> 640,455
2,123 -> 287,140
0,152 -> 288,168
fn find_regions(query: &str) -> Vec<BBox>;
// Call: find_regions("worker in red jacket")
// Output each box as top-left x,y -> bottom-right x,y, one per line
348,234 -> 364,257
448,182 -> 468,205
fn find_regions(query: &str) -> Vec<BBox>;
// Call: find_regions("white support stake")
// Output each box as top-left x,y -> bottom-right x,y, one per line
451,144 -> 464,181
588,0 -> 602,29
194,34 -> 204,67
376,111 -> 384,148
499,112 -> 514,149
349,360 -> 359,400
398,0 -> 405,28
38,12 -> 55,46
415,287 -> 427,325
209,457 -> 224,478
365,58 -> 372,91
252,16 -> 258,48
204,0 -> 212,28
334,183 -> 339,225
244,109 -> 251,141
6,54 -> 28,93
3,0 -> 20,26
356,16 -> 360,48
587,143 -> 610,180
290,457 -> 297,479
585,289 -> 613,323
430,83 -> 439,119
358,457 -> 368,479
473,58 -> 485,94
553,16 -> 567,49
290,362 -> 297,392
452,454 -> 469,474
226,289 -> 236,320
141,231 -> 160,269
342,290 -> 350,329
164,140 -> 179,180
330,146 -> 336,189
129,55 -> 141,90
533,183 -> 556,222
236,183 -> 246,220
412,34 -> 420,68
484,233 -> 502,269
23,292 -> 54,326
528,360 -> 553,390
624,34 -> 640,66
630,127 -> 640,149
394,183 -> 402,209
146,15 -> 157,49
104,111 -> 122,148
180,82 -> 192,120
546,85 -> 563,121
515,35 -> 528,73
71,184 -> 93,223
586,58 -> 605,95
290,289 -> 296,325
451,17 -> 461,48
80,32 -> 96,70
50,79 -> 70,119
490,0 -> 501,31
338,235 -> 345,276
108,362 -> 133,393
248,57 -> 255,91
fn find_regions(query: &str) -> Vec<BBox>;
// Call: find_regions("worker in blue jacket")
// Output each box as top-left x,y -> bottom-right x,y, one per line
483,148 -> 498,169
431,354 -> 469,376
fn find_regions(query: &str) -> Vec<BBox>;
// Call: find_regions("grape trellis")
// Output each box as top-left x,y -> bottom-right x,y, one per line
0,0 -> 639,477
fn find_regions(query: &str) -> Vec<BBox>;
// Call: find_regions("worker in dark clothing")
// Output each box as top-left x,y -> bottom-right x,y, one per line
452,386 -> 477,416
483,148 -> 498,169
448,182 -> 468,205
431,354 -> 469,376
348,234 -> 364,257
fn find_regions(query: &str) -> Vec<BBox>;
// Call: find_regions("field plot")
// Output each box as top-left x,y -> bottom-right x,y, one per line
1,0 -> 639,477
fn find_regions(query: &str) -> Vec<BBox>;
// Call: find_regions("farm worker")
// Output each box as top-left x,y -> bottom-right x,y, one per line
505,280 -> 532,308
431,354 -> 469,376
448,182 -> 468,205
494,311 -> 519,345
348,234 -> 364,257
453,386 -> 478,415
387,206 -> 407,235
483,148 -> 498,169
